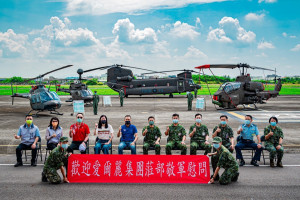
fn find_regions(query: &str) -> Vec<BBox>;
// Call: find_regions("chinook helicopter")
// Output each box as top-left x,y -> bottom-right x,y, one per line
83,64 -> 201,97
57,69 -> 94,104
195,63 -> 282,109
11,65 -> 73,115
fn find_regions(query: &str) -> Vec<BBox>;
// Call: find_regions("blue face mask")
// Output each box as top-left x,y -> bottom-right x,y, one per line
196,119 -> 202,124
61,144 -> 68,150
220,121 -> 227,125
173,119 -> 179,124
245,120 -> 251,125
270,122 -> 277,126
149,121 -> 154,125
213,143 -> 220,149
77,118 -> 83,123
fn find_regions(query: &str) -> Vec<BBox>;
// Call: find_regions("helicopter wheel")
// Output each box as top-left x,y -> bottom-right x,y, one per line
169,94 -> 173,98
125,95 -> 128,98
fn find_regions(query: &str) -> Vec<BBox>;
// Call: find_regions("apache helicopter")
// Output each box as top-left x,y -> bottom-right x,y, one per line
195,63 -> 282,109
57,69 -> 94,104
83,64 -> 201,97
11,65 -> 73,115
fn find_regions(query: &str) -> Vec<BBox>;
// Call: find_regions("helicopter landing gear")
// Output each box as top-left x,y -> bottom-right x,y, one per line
125,95 -> 128,98
169,93 -> 174,98
50,110 -> 64,115
28,110 -> 42,117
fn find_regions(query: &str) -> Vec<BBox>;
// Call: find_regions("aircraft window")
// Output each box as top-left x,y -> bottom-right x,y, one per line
81,90 -> 92,97
40,92 -> 53,102
220,82 -> 241,93
188,80 -> 194,85
31,95 -> 36,103
36,94 -> 41,103
50,92 -> 60,100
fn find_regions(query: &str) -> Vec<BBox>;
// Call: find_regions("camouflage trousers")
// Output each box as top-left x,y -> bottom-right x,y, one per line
43,167 -> 63,184
219,165 -> 239,185
265,144 -> 284,160
143,142 -> 161,155
166,141 -> 187,155
190,141 -> 211,155
212,145 -> 233,172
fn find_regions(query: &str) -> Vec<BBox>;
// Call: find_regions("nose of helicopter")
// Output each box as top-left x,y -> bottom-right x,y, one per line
44,100 -> 61,109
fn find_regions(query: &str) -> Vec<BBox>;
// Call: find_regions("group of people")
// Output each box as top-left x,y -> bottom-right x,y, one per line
14,112 -> 284,185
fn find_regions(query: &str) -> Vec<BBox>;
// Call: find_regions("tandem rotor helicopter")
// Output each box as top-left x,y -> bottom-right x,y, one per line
11,65 -> 73,116
83,64 -> 201,98
195,63 -> 282,110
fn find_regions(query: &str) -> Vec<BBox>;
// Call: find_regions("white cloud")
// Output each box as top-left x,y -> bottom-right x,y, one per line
32,37 -> 51,57
0,29 -> 28,57
169,21 -> 200,40
291,44 -> 300,51
196,17 -> 202,27
183,46 -> 207,59
245,13 -> 265,21
207,17 -> 256,44
283,32 -> 297,39
113,18 -> 157,43
258,0 -> 277,3
282,32 -> 287,37
65,0 -> 228,16
257,41 -> 275,49
105,39 -> 131,59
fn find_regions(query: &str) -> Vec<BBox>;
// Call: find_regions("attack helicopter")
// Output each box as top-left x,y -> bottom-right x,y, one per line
195,63 -> 282,109
83,64 -> 201,97
11,65 -> 73,115
57,69 -> 94,104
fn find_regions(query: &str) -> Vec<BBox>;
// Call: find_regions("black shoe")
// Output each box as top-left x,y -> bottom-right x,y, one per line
251,160 -> 259,167
14,162 -> 23,167
232,172 -> 239,182
239,159 -> 245,166
42,172 -> 48,182
31,161 -> 37,167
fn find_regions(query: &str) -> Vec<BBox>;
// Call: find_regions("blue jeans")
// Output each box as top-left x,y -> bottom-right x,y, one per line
235,140 -> 262,161
94,139 -> 111,154
118,141 -> 136,154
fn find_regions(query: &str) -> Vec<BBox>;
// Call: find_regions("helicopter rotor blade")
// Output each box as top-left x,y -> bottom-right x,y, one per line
141,69 -> 198,75
120,65 -> 158,73
195,64 -> 275,72
83,66 -> 112,73
25,65 -> 73,82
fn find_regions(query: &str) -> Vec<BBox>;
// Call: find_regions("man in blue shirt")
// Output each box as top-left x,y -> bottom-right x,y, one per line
235,115 -> 262,167
14,115 -> 40,167
117,115 -> 138,154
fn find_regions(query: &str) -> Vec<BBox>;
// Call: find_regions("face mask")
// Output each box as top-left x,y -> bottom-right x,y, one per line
101,120 -> 106,124
61,144 -> 68,150
213,143 -> 220,149
245,120 -> 251,125
270,122 -> 277,126
220,121 -> 227,125
173,119 -> 179,124
26,120 -> 33,125
52,122 -> 58,126
125,121 -> 131,125
77,118 -> 83,123
196,119 -> 202,124
149,121 -> 154,125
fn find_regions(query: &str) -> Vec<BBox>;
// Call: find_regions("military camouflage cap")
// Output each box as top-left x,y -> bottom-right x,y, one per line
212,136 -> 222,143
60,137 -> 68,142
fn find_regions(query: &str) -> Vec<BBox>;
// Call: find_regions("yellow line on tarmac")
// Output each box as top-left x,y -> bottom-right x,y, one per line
228,111 -> 245,120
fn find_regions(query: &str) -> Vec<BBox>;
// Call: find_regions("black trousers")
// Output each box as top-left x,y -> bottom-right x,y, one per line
16,143 -> 37,163
67,141 -> 86,154
47,143 -> 58,150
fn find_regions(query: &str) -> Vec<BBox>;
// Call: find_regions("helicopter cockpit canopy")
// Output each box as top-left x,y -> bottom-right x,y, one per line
188,79 -> 195,85
39,91 -> 60,102
81,89 -> 93,97
219,82 -> 241,93
50,92 -> 60,100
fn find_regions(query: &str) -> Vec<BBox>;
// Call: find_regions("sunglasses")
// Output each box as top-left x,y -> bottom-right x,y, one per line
77,117 -> 83,119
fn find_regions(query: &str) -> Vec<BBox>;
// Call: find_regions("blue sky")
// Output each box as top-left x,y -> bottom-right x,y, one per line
0,0 -> 299,78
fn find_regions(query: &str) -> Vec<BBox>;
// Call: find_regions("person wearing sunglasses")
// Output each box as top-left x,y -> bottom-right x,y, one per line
67,113 -> 90,154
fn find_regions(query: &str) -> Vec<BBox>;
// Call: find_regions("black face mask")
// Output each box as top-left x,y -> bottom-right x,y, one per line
101,120 -> 106,124
125,121 -> 131,125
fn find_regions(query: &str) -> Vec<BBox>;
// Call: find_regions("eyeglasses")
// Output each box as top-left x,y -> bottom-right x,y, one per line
77,117 -> 83,119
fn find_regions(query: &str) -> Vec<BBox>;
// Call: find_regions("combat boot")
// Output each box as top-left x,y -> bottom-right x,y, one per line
277,160 -> 283,168
232,172 -> 239,182
41,172 -> 48,182
270,159 -> 275,167
239,159 -> 245,166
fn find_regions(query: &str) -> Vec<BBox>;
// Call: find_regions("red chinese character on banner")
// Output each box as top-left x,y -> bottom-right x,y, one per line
199,162 -> 207,177
145,161 -> 154,177
166,162 -> 176,177
104,161 -> 112,177
114,160 -> 122,176
156,161 -> 164,178
136,161 -> 144,177
82,161 -> 91,176
126,160 -> 133,177
71,160 -> 80,176
187,162 -> 197,177
92,160 -> 101,177
177,161 -> 186,178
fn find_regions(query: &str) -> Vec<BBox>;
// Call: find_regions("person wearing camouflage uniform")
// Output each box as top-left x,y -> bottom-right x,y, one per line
209,137 -> 239,185
263,116 -> 284,167
189,113 -> 211,155
93,91 -> 100,115
187,92 -> 194,111
211,115 -> 234,178
119,89 -> 125,107
42,137 -> 69,184
142,116 -> 161,155
194,88 -> 198,99
165,114 -> 187,155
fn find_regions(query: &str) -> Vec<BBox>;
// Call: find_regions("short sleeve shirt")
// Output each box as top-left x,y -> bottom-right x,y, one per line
238,124 -> 259,140
121,124 -> 137,142
17,124 -> 40,145
189,124 -> 209,142
70,123 -> 90,142
97,124 -> 114,140
142,125 -> 161,143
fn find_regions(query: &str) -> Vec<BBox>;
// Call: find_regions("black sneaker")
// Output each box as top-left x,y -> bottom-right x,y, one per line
14,162 -> 23,167
239,159 -> 245,166
42,172 -> 48,182
31,161 -> 37,167
232,172 -> 239,182
251,160 -> 259,167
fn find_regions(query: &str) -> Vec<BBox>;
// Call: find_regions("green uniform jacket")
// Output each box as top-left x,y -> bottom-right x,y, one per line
44,146 -> 68,171
168,124 -> 186,142
143,125 -> 161,143
189,124 -> 209,142
217,145 -> 238,170
264,125 -> 284,146
119,90 -> 125,98
93,95 -> 99,104
213,124 -> 234,147
187,92 -> 194,101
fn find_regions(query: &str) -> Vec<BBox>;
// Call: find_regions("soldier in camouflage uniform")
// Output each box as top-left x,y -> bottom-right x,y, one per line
142,116 -> 161,155
211,115 -> 234,179
263,116 -> 284,167
187,92 -> 194,111
93,91 -> 100,115
42,137 -> 69,184
165,114 -> 187,155
209,137 -> 239,185
119,88 -> 125,107
189,113 -> 211,155
194,87 -> 198,99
